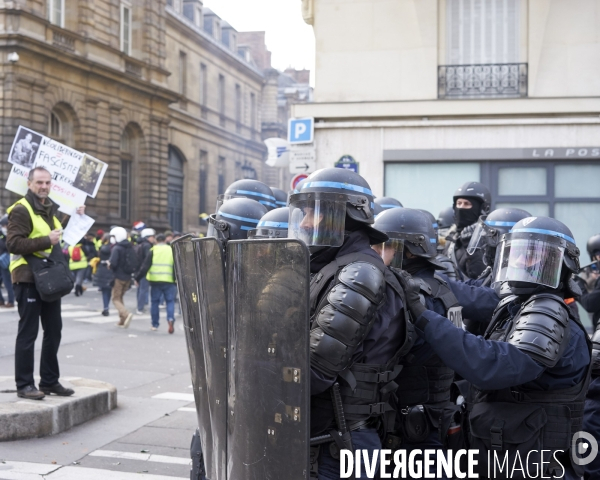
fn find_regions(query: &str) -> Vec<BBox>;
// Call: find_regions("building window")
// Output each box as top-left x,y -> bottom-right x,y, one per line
218,156 -> 225,194
195,5 -> 203,27
218,74 -> 226,127
179,51 -> 187,96
250,92 -> 256,137
200,63 -> 207,114
199,150 -> 208,220
48,0 -> 64,27
49,112 -> 61,138
235,84 -> 242,133
121,3 -> 132,55
120,159 -> 132,220
440,0 -> 526,99
385,162 -> 481,218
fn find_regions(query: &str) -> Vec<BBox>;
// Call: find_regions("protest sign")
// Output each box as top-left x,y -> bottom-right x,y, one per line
5,126 -> 108,213
62,213 -> 95,246
72,154 -> 108,198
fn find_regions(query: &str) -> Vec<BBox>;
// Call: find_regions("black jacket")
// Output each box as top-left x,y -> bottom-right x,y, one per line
108,240 -> 134,281
579,276 -> 600,329
95,244 -> 114,289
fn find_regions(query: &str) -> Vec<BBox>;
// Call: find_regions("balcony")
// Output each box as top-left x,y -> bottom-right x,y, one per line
438,63 -> 527,99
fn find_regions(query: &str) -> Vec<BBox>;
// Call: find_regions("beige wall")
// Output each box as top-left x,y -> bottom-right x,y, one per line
309,0 -> 600,104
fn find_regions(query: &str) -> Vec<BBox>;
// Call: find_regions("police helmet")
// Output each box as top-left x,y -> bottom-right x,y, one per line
249,207 -> 289,239
373,208 -> 438,269
207,198 -> 268,242
437,206 -> 454,230
417,209 -> 438,235
288,168 -> 387,248
374,196 -> 403,211
587,234 -> 600,261
492,216 -> 580,294
221,179 -> 277,211
270,187 -> 288,208
467,208 -> 531,265
453,181 -> 492,214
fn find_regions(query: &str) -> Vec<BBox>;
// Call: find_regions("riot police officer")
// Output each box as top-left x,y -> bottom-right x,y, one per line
207,197 -> 268,244
372,208 -> 500,478
443,181 -> 492,280
400,216 -> 591,479
466,207 -> 531,287
374,196 -> 403,211
248,207 -> 289,239
270,187 -> 289,208
288,168 -> 412,479
219,178 -> 277,211
577,234 -> 600,329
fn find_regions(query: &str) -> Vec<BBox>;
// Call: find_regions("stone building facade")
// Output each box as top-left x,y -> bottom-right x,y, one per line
0,0 -> 296,232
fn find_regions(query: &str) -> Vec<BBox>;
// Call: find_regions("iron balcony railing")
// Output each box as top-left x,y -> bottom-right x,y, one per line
438,63 -> 528,99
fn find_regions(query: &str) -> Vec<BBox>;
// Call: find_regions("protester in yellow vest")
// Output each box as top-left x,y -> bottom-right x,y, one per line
6,166 -> 85,400
134,233 -> 176,333
68,243 -> 88,297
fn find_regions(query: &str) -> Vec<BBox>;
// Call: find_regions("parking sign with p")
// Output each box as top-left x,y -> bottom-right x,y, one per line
288,118 -> 314,145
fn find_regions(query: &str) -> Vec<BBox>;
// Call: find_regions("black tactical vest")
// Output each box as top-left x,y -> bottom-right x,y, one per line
391,270 -> 459,408
468,293 -> 592,478
309,252 -> 414,436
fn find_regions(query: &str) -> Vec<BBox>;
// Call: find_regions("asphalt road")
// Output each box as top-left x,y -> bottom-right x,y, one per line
0,283 -> 195,480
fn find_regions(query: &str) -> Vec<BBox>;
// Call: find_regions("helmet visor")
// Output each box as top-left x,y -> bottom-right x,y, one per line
492,232 -> 566,289
372,239 -> 404,269
288,193 -> 346,247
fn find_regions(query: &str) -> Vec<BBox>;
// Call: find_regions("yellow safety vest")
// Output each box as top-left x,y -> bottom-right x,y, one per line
68,244 -> 88,270
6,198 -> 62,273
94,238 -> 102,251
146,244 -> 175,283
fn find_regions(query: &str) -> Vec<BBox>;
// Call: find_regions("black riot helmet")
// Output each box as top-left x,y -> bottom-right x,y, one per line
453,181 -> 492,214
417,209 -> 438,235
373,208 -> 438,269
270,187 -> 288,208
221,179 -> 277,211
374,196 -> 403,212
492,216 -> 580,295
437,206 -> 454,230
467,207 -> 531,266
587,234 -> 600,261
288,168 -> 387,248
207,198 -> 268,242
248,207 -> 289,239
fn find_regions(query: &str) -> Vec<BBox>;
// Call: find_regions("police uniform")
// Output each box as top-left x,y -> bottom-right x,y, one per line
401,216 -> 592,479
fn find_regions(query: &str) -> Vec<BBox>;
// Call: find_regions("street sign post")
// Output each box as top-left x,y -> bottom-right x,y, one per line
288,118 -> 314,145
289,146 -> 316,174
334,155 -> 359,173
290,173 -> 309,191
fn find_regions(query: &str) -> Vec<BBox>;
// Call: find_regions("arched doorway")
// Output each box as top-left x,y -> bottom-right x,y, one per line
168,146 -> 184,232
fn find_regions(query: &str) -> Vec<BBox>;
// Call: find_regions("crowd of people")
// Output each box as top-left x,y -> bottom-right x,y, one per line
5,165 -> 600,479
181,172 -> 600,480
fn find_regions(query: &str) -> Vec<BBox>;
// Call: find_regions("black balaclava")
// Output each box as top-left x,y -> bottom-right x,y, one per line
454,198 -> 482,230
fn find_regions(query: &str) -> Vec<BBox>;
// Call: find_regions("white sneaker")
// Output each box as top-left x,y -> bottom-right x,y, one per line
136,309 -> 144,315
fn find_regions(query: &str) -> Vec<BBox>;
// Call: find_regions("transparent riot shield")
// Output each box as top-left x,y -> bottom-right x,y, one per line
171,236 -> 213,471
192,237 -> 228,480
226,239 -> 310,480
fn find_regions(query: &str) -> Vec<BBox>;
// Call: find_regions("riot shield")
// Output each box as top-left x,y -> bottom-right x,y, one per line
171,236 -> 213,470
192,237 -> 228,480
226,239 -> 310,479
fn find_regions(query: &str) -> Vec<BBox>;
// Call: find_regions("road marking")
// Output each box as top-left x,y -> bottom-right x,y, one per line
151,392 -> 195,402
177,407 -> 196,412
90,450 -> 190,465
0,461 -> 187,480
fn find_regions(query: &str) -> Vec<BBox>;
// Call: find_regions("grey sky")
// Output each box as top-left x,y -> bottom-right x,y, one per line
203,0 -> 315,79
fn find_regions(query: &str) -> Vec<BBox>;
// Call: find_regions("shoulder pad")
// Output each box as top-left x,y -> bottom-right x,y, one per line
494,294 -> 518,312
337,261 -> 386,305
433,273 -> 449,287
415,277 -> 433,296
507,296 -> 570,368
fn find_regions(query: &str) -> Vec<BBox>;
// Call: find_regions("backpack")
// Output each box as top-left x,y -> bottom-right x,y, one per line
71,246 -> 82,262
122,244 -> 139,275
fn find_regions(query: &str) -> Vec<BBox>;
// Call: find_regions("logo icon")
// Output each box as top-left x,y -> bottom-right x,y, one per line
572,431 -> 599,466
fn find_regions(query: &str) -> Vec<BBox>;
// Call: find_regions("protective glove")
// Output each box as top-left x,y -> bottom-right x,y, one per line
395,270 -> 427,320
